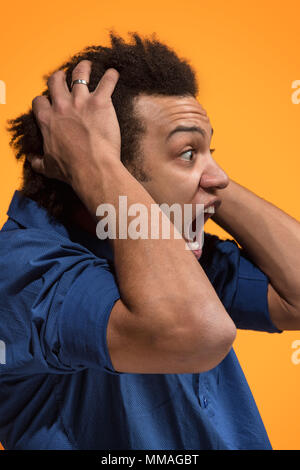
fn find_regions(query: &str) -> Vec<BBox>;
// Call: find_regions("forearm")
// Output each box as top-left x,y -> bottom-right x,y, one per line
213,180 -> 300,309
72,157 -> 235,337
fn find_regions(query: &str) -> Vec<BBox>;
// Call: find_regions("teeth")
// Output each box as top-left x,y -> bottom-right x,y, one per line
204,205 -> 215,214
188,241 -> 200,250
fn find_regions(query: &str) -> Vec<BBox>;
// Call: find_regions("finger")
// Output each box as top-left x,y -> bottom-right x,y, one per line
71,60 -> 92,99
47,69 -> 70,107
92,68 -> 119,101
27,155 -> 46,175
32,95 -> 51,125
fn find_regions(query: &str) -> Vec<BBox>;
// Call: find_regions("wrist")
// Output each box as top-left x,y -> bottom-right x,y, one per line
212,179 -> 234,220
70,155 -> 126,219
71,153 -> 123,193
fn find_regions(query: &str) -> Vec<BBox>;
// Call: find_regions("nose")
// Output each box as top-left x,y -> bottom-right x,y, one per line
200,153 -> 229,191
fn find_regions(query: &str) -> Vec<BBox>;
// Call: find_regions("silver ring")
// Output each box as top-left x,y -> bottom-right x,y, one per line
71,79 -> 89,90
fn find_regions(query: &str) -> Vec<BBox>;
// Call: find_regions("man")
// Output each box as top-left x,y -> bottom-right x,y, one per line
0,32 -> 299,450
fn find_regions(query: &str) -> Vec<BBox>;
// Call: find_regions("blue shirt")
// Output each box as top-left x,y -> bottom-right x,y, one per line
0,190 -> 282,450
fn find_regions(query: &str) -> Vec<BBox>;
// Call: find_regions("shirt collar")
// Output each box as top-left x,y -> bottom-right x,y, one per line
7,190 -> 114,263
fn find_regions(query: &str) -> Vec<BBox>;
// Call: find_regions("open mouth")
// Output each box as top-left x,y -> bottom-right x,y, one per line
186,204 -> 216,259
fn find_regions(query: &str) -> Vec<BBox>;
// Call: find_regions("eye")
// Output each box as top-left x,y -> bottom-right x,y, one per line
179,149 -> 195,161
179,148 -> 216,162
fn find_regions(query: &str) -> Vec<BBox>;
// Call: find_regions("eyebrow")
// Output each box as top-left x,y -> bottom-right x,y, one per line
166,125 -> 214,142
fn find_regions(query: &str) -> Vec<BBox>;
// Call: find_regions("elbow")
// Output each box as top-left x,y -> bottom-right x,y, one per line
156,303 -> 237,374
207,317 -> 237,369
188,313 -> 237,372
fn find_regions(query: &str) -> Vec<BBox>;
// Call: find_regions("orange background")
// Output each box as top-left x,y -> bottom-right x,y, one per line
0,0 -> 299,450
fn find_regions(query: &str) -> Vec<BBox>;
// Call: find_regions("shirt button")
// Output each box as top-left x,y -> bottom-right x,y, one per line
199,395 -> 208,408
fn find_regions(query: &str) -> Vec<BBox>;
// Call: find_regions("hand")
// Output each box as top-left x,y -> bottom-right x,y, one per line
29,60 -> 121,186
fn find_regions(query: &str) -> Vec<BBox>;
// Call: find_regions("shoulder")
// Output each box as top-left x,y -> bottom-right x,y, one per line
0,223 -> 113,296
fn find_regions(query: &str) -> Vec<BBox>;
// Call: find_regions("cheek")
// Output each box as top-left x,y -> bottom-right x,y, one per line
167,171 -> 200,204
143,158 -> 201,204
158,176 -> 199,206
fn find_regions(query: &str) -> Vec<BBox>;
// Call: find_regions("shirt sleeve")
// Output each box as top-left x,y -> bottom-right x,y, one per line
56,260 -> 121,375
200,233 -> 282,333
0,230 -> 122,376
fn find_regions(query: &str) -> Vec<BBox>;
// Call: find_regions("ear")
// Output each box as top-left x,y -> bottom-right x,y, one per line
27,155 -> 45,176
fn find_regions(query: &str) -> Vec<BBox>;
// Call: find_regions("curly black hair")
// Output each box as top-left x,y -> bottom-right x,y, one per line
7,31 -> 198,221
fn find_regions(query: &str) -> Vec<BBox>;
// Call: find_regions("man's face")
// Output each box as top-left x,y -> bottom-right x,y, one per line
132,94 -> 229,253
